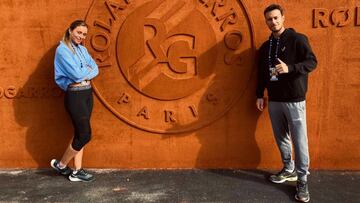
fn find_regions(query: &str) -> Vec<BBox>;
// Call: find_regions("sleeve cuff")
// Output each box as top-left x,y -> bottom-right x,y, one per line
288,64 -> 295,73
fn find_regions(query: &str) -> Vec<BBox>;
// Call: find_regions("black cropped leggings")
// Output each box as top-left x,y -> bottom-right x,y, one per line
64,88 -> 93,151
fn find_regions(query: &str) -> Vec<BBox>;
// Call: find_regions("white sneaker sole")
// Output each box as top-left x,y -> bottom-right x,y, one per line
68,175 -> 95,182
295,194 -> 310,202
270,176 -> 298,183
50,159 -> 58,170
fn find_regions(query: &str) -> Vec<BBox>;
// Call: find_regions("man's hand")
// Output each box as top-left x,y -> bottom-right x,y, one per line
256,98 -> 265,111
275,58 -> 288,74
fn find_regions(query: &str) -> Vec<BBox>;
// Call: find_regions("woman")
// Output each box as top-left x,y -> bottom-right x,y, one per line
51,20 -> 99,182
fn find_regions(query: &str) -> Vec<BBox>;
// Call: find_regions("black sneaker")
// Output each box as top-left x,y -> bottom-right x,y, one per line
269,168 -> 297,183
50,159 -> 72,176
68,169 -> 95,182
295,180 -> 310,202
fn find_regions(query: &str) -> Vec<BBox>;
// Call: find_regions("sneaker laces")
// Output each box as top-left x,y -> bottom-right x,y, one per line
278,168 -> 286,175
278,168 -> 292,176
78,169 -> 88,175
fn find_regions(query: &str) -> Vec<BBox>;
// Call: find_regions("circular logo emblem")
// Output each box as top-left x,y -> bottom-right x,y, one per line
85,0 -> 255,133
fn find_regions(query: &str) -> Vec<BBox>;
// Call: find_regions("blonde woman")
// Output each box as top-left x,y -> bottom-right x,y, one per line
51,20 -> 98,182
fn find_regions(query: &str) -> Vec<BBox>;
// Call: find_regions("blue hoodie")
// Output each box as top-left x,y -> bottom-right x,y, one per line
54,41 -> 99,91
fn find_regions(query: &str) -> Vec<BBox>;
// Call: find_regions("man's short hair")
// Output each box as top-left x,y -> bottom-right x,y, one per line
264,4 -> 284,16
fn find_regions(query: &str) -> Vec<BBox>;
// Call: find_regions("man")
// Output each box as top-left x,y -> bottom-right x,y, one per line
256,4 -> 317,202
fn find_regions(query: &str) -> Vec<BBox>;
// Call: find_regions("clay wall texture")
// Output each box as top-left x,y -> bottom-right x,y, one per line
0,0 -> 359,169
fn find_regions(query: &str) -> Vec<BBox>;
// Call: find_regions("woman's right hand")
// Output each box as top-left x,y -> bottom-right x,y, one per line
256,98 -> 265,111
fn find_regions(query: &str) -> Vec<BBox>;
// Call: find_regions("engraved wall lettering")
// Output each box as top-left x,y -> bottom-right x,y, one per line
37,87 -> 47,97
91,32 -> 111,52
117,93 -> 131,104
189,105 -> 199,117
0,87 -> 3,98
224,30 -> 242,65
313,8 -> 329,28
224,30 -> 242,50
94,19 -> 113,33
216,8 -> 238,31
137,106 -> 150,119
15,87 -> 62,98
313,7 -> 360,28
167,39 -> 197,74
105,0 -> 123,20
28,87 -> 39,98
17,87 -> 29,98
28,87 -> 37,98
94,52 -> 112,68
331,8 -> 351,27
4,86 -> 17,99
199,0 -> 226,17
165,110 -> 176,123
51,88 -> 63,97
16,87 -> 29,98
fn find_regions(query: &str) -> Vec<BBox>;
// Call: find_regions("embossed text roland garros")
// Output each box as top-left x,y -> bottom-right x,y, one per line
85,0 -> 255,133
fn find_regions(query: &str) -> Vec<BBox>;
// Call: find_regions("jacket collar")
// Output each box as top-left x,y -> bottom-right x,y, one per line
269,28 -> 294,41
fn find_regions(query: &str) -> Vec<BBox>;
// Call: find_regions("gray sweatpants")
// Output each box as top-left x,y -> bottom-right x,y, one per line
268,101 -> 309,181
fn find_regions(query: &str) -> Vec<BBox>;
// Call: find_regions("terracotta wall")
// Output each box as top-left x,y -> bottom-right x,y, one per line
0,0 -> 359,169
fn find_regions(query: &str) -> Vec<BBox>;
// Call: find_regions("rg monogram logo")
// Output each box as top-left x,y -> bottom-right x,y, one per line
117,0 -> 217,100
86,0 -> 255,133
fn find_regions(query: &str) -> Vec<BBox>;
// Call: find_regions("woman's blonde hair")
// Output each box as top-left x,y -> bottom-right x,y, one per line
62,20 -> 88,54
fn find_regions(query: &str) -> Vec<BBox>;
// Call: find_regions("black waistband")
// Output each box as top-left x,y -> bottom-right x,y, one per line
67,84 -> 92,91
